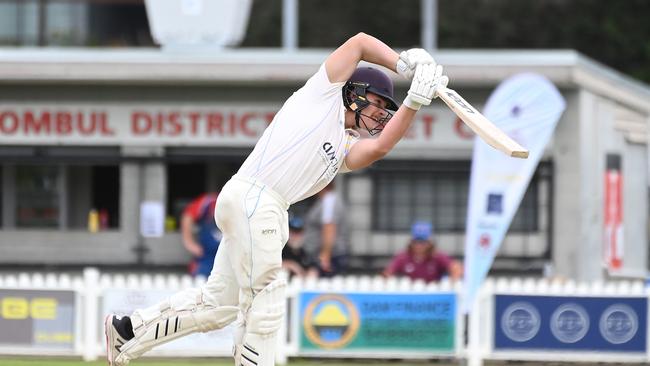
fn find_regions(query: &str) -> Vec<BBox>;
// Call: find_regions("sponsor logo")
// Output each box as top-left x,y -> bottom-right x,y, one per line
321,142 -> 339,164
303,294 -> 360,349
261,229 -> 276,235
0,297 -> 58,320
446,91 -> 475,114
599,304 -> 638,345
487,193 -> 503,215
319,142 -> 341,180
550,303 -> 590,343
501,302 -> 541,342
478,233 -> 491,250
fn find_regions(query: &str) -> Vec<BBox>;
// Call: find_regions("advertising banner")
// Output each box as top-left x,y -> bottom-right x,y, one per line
299,292 -> 456,354
463,74 -> 566,313
494,295 -> 647,352
0,289 -> 76,350
103,289 -> 234,355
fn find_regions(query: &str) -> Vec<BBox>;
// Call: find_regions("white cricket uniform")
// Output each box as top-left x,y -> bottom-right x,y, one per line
238,63 -> 359,204
125,64 -> 360,366
221,62 -> 359,290
219,63 -> 359,364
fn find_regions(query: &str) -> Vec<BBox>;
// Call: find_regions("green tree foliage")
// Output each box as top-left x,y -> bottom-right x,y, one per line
439,0 -> 650,82
241,0 -> 650,83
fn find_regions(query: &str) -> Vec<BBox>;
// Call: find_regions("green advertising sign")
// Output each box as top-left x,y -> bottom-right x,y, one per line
299,292 -> 456,354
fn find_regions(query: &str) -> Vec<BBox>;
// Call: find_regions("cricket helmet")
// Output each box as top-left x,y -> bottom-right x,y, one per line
343,67 -> 399,135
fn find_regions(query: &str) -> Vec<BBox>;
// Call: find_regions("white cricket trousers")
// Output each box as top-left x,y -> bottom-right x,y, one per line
212,174 -> 289,309
124,175 -> 289,366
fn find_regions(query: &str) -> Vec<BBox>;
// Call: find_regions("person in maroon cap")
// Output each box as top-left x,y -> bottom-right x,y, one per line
383,221 -> 462,283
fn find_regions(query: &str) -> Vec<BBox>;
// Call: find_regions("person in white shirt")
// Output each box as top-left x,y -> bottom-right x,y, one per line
105,32 -> 448,366
303,181 -> 350,277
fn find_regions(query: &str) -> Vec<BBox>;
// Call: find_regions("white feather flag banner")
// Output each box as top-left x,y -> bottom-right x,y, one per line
462,73 -> 566,313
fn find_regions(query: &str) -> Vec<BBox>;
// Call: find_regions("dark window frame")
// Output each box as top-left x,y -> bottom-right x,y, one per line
368,160 -> 551,234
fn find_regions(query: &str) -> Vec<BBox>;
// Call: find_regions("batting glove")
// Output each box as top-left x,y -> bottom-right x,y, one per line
403,64 -> 448,110
396,48 -> 436,80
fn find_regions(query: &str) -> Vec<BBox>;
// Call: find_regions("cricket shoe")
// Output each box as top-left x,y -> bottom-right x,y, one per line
105,314 -> 132,366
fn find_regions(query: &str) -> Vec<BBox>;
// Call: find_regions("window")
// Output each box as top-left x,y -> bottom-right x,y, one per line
0,0 -> 153,47
1,146 -> 121,230
371,160 -> 548,233
165,156 -> 246,231
15,165 -> 60,228
167,163 -> 207,229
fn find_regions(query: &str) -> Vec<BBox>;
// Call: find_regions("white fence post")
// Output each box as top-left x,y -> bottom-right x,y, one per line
467,293 -> 483,366
83,267 -> 100,361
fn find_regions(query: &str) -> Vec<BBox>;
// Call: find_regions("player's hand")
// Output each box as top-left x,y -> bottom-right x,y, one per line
432,66 -> 449,99
402,64 -> 448,110
396,48 -> 436,80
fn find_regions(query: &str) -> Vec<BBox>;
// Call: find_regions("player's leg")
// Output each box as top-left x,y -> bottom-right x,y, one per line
105,238 -> 239,366
223,187 -> 288,366
234,277 -> 286,366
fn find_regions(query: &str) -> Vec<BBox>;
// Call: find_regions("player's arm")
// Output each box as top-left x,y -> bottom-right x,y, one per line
324,32 -> 399,84
345,65 -> 447,170
344,106 -> 417,170
325,32 -> 436,84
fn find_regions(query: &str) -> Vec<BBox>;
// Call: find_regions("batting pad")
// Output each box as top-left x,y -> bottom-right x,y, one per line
236,277 -> 287,366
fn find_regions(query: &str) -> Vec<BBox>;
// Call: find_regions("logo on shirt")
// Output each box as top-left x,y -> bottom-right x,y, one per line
319,142 -> 341,180
321,142 -> 339,164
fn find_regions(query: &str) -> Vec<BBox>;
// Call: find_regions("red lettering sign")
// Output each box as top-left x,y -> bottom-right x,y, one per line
0,111 -> 19,134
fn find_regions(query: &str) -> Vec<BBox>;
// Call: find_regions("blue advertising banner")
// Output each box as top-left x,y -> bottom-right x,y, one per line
299,292 -> 456,353
494,295 -> 647,352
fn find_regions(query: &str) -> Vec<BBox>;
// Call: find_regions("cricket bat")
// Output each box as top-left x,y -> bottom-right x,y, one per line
436,86 -> 529,159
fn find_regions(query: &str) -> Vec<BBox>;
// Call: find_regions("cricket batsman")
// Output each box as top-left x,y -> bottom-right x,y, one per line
105,32 -> 448,366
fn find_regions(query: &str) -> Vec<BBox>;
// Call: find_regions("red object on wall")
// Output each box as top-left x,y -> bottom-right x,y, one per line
604,154 -> 623,271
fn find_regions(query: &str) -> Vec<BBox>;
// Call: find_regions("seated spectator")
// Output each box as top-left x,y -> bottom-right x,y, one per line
282,217 -> 317,278
383,221 -> 462,283
181,192 -> 221,278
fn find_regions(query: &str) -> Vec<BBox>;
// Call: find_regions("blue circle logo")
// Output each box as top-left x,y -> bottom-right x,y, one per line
599,304 -> 638,344
501,302 -> 541,342
550,303 -> 590,343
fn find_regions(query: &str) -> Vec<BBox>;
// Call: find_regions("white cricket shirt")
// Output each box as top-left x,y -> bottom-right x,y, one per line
238,64 -> 359,204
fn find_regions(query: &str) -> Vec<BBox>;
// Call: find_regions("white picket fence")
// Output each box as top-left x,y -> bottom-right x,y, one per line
0,268 -> 649,365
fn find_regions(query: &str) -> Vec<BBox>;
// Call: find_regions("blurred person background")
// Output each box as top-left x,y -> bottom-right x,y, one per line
383,221 -> 462,283
180,191 -> 221,278
282,216 -> 317,279
302,181 -> 350,278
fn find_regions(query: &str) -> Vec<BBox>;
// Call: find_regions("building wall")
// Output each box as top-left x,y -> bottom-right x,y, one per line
0,78 -> 646,278
623,142 -> 648,274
